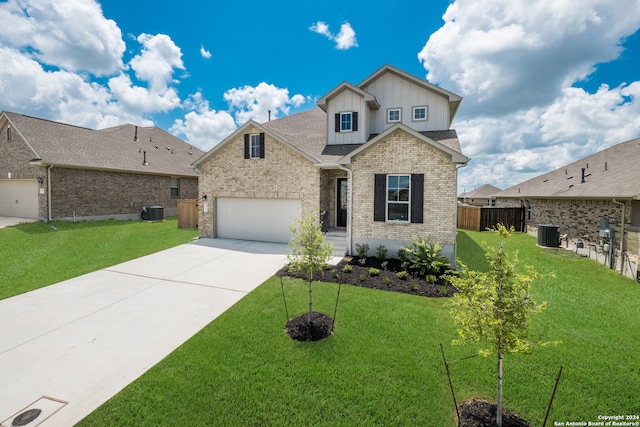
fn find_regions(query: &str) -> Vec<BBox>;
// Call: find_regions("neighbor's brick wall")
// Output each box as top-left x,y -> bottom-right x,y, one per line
496,197 -> 635,254
197,125 -> 320,237
351,128 -> 458,254
0,121 -> 40,179
50,167 -> 198,219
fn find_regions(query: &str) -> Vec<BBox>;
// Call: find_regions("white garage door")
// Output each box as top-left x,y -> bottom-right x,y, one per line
0,180 -> 39,218
217,198 -> 302,243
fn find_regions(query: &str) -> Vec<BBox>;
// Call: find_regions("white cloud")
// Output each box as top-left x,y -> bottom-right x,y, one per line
170,93 -> 236,151
417,0 -> 640,192
0,0 -> 125,76
223,82 -> 307,125
200,45 -> 212,59
310,21 -> 358,50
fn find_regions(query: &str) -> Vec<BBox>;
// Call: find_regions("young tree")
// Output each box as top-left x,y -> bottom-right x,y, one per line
286,210 -> 334,323
447,224 -> 551,427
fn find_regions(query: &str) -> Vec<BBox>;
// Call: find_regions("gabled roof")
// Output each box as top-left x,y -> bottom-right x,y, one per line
338,123 -> 468,165
458,184 -> 502,199
1,111 -> 202,177
192,112 -> 321,168
497,138 -> 640,200
358,64 -> 463,125
316,82 -> 380,112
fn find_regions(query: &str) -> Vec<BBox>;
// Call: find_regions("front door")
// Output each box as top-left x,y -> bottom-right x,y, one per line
336,178 -> 347,227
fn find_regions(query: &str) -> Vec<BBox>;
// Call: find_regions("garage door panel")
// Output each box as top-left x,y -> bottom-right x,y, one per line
217,198 -> 301,243
0,180 -> 39,218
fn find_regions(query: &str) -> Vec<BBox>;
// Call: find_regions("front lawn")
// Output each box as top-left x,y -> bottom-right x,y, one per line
0,217 -> 197,300
79,230 -> 640,426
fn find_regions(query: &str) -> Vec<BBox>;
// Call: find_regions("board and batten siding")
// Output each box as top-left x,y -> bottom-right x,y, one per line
326,90 -> 367,145
361,71 -> 451,133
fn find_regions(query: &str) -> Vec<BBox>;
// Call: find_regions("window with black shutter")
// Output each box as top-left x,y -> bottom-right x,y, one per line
373,173 -> 424,223
244,133 -> 265,159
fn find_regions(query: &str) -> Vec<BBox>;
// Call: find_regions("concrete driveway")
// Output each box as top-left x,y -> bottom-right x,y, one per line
0,238 -> 295,427
0,216 -> 38,228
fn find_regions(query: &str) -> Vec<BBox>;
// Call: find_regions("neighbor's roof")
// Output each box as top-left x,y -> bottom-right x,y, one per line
497,138 -> 640,200
2,111 -> 203,176
458,184 -> 502,199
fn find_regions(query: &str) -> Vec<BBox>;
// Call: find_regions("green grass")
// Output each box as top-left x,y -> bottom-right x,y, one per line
78,229 -> 640,426
0,217 -> 197,300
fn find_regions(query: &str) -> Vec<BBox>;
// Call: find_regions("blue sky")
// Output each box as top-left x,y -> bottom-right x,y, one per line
1,0 -> 639,192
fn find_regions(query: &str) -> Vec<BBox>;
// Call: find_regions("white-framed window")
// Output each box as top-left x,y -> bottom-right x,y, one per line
340,112 -> 352,132
250,134 -> 261,158
387,174 -> 410,222
412,106 -> 428,121
387,108 -> 401,123
170,177 -> 180,198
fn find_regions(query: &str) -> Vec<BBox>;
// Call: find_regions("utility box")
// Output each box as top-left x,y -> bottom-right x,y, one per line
537,224 -> 560,247
599,227 -> 615,239
142,206 -> 164,222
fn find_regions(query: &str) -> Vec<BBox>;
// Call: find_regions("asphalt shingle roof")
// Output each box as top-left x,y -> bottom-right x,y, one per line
261,107 -> 463,164
497,138 -> 640,200
4,111 -> 203,177
458,184 -> 502,198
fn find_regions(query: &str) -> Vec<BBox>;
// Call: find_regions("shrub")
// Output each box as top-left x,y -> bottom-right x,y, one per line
355,243 -> 369,260
381,260 -> 388,270
342,264 -> 353,273
332,269 -> 340,279
397,271 -> 409,280
410,281 -> 418,291
369,267 -> 380,276
382,276 -> 390,286
358,273 -> 366,282
358,257 -> 367,266
376,245 -> 387,261
402,238 -> 449,278
426,274 -> 437,283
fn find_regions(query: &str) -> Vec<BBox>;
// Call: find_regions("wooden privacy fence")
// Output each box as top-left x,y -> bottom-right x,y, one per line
178,199 -> 198,229
457,205 -> 526,232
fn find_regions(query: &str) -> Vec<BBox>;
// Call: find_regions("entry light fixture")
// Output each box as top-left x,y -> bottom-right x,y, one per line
37,176 -> 43,184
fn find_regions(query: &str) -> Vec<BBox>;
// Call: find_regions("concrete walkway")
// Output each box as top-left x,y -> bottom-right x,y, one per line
0,216 -> 38,228
0,238 -> 294,427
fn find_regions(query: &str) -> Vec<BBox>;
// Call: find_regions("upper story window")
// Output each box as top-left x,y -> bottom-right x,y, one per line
244,133 -> 265,159
334,112 -> 358,133
170,178 -> 180,198
387,108 -> 401,123
412,106 -> 428,121
250,134 -> 261,158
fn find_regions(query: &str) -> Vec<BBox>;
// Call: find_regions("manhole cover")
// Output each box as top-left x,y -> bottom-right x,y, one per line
12,408 -> 42,426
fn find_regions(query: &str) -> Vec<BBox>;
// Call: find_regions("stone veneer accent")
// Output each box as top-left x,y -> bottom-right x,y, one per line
350,129 -> 458,262
197,125 -> 320,237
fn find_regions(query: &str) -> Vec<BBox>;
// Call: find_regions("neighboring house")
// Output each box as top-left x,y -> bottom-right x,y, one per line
458,184 -> 501,206
495,137 -> 640,269
0,111 -> 203,222
193,65 -> 469,263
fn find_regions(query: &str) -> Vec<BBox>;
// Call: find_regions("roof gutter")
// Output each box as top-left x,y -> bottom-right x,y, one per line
337,164 -> 353,256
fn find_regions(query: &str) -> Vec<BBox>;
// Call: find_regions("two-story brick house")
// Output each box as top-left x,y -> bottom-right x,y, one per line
193,65 -> 468,263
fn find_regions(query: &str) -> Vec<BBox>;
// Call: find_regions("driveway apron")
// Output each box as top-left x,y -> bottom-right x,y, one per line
0,238 -> 290,427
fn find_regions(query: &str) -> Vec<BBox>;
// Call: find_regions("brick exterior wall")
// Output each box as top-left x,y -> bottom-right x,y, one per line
49,168 -> 197,220
0,122 -> 39,179
496,197 -> 638,258
197,125 -> 320,237
350,128 -> 458,262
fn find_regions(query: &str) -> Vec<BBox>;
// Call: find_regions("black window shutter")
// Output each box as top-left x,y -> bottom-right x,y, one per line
353,111 -> 358,131
374,174 -> 386,222
259,133 -> 265,158
411,174 -> 424,224
335,113 -> 340,132
243,134 -> 250,159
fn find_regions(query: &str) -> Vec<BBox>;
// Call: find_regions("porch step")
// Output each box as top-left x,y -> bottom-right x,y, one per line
324,230 -> 347,257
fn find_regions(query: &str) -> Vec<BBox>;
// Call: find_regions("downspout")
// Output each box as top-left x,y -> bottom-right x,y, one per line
47,165 -> 53,222
454,162 -> 469,267
612,198 -> 626,274
338,164 -> 353,256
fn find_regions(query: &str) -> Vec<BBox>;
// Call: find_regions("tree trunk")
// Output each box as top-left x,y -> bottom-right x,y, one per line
308,280 -> 313,324
497,351 -> 503,427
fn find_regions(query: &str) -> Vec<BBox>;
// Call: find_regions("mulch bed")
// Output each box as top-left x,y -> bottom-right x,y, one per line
458,398 -> 530,427
276,256 -> 457,298
284,311 -> 334,342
